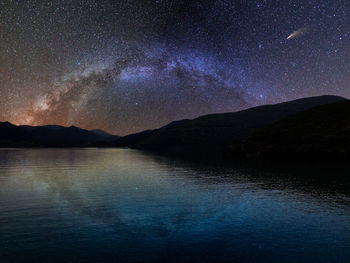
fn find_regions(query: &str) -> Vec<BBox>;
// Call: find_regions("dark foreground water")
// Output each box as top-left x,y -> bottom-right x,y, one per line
0,149 -> 349,263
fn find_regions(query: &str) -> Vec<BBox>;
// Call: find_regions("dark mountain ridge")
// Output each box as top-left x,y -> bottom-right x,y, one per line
0,122 -> 36,147
229,100 -> 350,163
90,129 -> 121,140
1,95 -> 347,154
0,123 -> 119,147
114,95 -> 346,157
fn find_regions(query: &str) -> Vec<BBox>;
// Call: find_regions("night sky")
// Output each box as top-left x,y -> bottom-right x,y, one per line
0,0 -> 349,135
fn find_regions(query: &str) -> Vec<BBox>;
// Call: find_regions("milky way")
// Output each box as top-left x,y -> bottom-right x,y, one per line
0,0 -> 349,135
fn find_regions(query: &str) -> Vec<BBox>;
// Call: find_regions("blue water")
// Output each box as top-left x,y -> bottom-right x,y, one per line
0,148 -> 349,263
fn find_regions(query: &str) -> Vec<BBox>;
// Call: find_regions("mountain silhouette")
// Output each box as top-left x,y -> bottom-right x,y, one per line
1,95 -> 346,154
114,95 -> 346,157
229,100 -> 350,163
0,122 -> 37,147
90,129 -> 121,140
0,124 -> 119,147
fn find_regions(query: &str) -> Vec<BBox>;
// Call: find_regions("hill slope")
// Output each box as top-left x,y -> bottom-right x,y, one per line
115,95 -> 346,157
90,129 -> 121,141
230,100 -> 350,163
0,122 -> 36,147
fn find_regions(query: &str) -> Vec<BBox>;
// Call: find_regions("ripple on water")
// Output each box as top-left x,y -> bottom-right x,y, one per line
0,148 -> 349,263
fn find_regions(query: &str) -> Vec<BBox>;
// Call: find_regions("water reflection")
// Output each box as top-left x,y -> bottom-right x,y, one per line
0,148 -> 349,263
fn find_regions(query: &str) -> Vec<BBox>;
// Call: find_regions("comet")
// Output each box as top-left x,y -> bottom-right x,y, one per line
287,27 -> 308,40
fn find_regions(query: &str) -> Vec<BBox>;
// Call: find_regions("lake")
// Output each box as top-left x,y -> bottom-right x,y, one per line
0,148 -> 349,263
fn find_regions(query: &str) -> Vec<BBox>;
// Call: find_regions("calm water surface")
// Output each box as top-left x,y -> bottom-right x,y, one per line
0,148 -> 349,263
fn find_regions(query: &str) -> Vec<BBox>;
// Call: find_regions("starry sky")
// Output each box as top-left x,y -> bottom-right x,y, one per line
0,0 -> 349,135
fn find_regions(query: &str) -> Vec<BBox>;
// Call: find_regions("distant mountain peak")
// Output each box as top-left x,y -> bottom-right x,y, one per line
90,129 -> 120,138
0,122 -> 120,147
